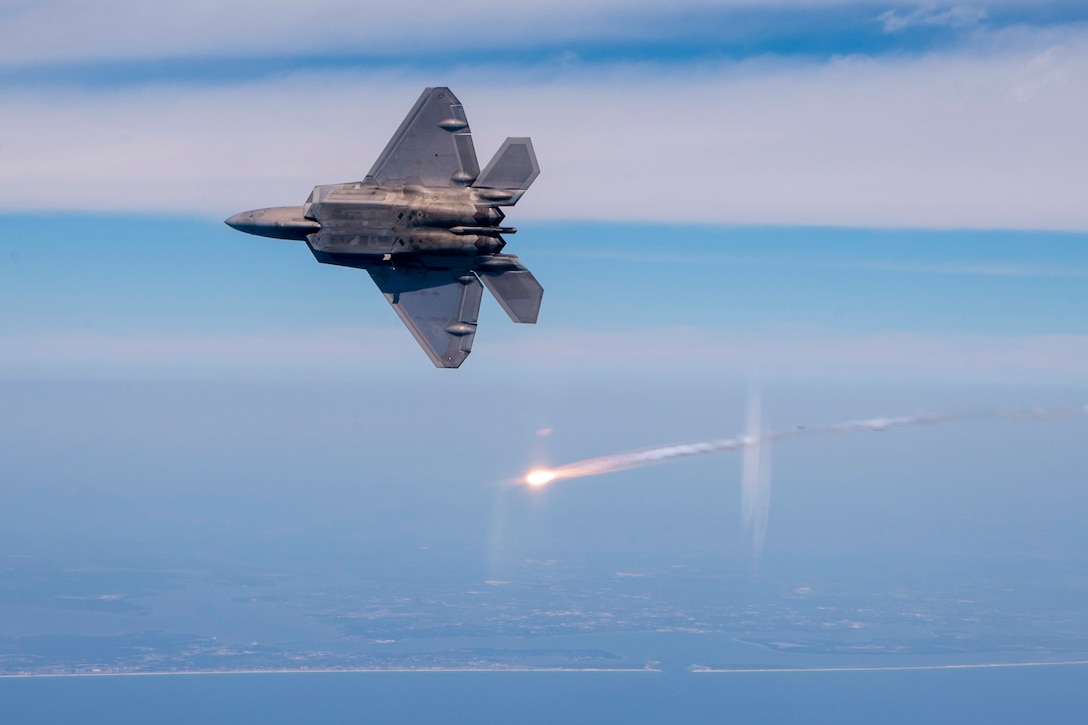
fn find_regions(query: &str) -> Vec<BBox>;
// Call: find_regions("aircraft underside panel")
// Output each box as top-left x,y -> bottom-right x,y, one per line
308,229 -> 397,255
368,266 -> 484,368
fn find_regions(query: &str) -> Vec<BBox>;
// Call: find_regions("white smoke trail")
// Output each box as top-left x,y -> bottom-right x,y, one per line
523,404 -> 1086,487
521,403 -> 1086,562
753,433 -> 771,558
740,385 -> 771,560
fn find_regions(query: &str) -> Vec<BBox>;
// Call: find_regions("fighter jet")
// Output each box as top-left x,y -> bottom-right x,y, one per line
225,87 -> 542,368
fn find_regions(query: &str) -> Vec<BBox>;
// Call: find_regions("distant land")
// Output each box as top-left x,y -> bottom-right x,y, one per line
4,554 -> 1087,676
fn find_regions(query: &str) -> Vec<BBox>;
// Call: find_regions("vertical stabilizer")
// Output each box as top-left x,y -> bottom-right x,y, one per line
475,138 -> 540,192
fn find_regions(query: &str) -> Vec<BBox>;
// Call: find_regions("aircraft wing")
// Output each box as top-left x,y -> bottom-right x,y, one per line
368,266 -> 484,368
365,87 -> 481,189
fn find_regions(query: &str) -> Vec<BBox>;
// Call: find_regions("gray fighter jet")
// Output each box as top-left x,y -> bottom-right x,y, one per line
225,87 -> 542,368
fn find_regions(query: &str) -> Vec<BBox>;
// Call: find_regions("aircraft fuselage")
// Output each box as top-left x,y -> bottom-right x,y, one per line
226,183 -> 519,258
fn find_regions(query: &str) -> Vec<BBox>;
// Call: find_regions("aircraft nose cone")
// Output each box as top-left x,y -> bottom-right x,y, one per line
224,206 -> 319,240
224,211 -> 254,230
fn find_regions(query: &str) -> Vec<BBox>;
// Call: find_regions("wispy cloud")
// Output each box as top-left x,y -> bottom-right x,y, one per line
498,327 -> 1088,381
880,4 -> 988,33
0,328 -> 415,379
4,326 -> 1088,383
550,249 -> 1088,279
1,26 -> 1087,230
0,1 -> 836,65
1009,45 -> 1070,102
0,1 -> 1039,68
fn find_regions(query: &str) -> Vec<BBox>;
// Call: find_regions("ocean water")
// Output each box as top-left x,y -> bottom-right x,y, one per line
3,666 -> 1087,724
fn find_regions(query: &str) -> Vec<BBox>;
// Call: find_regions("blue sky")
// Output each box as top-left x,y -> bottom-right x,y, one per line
1,1 -> 1086,394
2,1 -> 1087,230
1,1 -> 1087,575
2,215 -> 1087,384
3,2 -> 1088,76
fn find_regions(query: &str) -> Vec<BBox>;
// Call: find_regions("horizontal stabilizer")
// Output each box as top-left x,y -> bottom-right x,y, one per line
475,138 -> 540,192
368,266 -> 483,368
476,254 -> 543,324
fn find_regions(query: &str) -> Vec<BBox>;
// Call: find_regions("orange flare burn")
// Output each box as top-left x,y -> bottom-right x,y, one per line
526,470 -> 556,487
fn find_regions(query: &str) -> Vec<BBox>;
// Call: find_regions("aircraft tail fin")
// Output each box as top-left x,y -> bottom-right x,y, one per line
475,138 -> 540,193
476,254 -> 543,324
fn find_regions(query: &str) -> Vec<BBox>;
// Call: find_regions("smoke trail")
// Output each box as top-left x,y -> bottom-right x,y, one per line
740,386 -> 772,560
522,404 -> 1086,487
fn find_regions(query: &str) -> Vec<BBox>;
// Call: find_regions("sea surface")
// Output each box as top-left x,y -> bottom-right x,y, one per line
4,665 -> 1087,724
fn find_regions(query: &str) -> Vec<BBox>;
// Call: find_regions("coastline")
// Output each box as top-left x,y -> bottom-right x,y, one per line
5,659 -> 1088,679
691,660 -> 1088,674
0,666 -> 661,679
